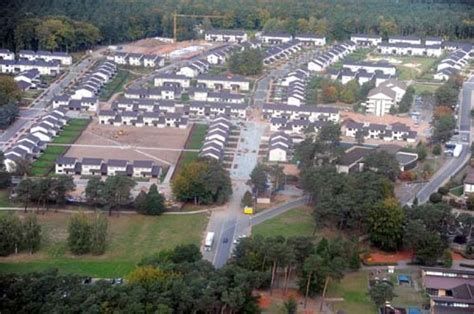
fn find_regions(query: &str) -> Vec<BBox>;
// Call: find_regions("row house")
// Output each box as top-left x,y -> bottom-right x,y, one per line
262,103 -> 340,123
0,49 -> 15,60
112,97 -> 179,113
294,34 -> 326,46
443,41 -> 473,52
378,42 -> 443,57
154,73 -> 191,88
55,157 -> 162,178
52,95 -> 99,112
18,50 -> 72,66
268,132 -> 293,162
98,110 -> 188,128
364,79 -> 407,116
196,74 -> 251,92
14,69 -> 41,90
4,109 -> 69,172
205,45 -> 234,65
200,115 -> 232,161
434,47 -> 471,81
259,32 -> 293,45
328,67 -> 395,86
177,59 -> 210,78
206,91 -> 246,104
307,41 -> 356,72
113,52 -> 165,68
0,59 -> 60,76
344,119 -> 417,143
281,68 -> 310,87
350,34 -> 382,46
286,81 -> 306,106
388,35 -> 422,45
72,61 -> 117,100
425,36 -> 443,46
188,101 -> 247,119
204,30 -> 248,43
263,40 -> 302,65
343,61 -> 396,76
124,86 -> 182,100
270,117 -> 328,135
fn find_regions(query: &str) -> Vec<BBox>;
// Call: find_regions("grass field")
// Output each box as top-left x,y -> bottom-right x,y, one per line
0,212 -> 209,277
412,82 -> 440,95
327,271 -> 376,314
99,69 -> 137,101
253,207 -> 316,238
31,119 -> 90,176
175,124 -> 208,173
391,56 -> 438,80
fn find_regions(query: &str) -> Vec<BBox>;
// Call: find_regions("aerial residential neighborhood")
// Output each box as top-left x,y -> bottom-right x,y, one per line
0,1 -> 473,313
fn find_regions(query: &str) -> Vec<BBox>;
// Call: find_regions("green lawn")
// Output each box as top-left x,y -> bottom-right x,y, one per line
327,271 -> 376,314
31,119 -> 90,176
0,190 -> 13,207
412,83 -> 440,95
253,207 -> 316,238
174,124 -> 209,173
0,212 -> 209,277
185,124 -> 208,150
99,69 -> 137,101
391,56 -> 439,80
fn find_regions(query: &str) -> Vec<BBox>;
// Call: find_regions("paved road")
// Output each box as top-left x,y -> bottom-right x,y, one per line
204,47 -> 319,268
203,122 -> 266,268
411,76 -> 473,204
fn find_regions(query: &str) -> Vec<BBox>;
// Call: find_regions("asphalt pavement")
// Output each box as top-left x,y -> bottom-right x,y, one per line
412,76 -> 473,204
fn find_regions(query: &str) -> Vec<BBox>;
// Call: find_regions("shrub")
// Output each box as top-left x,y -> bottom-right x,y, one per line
429,192 -> 443,203
438,187 -> 449,195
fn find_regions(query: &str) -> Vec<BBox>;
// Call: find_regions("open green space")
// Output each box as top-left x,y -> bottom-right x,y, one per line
185,124 -> 208,150
174,124 -> 208,173
327,271 -> 376,314
412,82 -> 440,95
0,212 -> 209,277
99,69 -> 137,101
31,119 -> 90,176
253,207 -> 316,238
389,56 -> 439,80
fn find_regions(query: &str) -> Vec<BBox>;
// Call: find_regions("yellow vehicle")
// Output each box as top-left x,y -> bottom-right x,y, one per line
243,206 -> 254,215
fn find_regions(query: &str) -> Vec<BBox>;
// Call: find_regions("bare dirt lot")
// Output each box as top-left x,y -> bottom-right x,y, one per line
121,38 -> 217,59
65,121 -> 191,166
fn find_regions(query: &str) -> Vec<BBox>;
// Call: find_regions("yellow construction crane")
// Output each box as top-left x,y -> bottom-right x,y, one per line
173,12 -> 225,41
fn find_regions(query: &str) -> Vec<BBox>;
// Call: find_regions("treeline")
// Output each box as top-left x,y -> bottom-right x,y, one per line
1,0 -> 472,51
14,16 -> 101,52
0,76 -> 21,129
0,244 -> 264,313
432,75 -> 463,143
307,76 -> 375,105
294,122 -> 459,266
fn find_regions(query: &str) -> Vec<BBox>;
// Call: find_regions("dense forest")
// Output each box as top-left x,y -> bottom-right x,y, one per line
1,0 -> 472,52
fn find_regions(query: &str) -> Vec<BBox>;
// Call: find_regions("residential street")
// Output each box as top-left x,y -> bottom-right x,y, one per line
412,75 -> 473,204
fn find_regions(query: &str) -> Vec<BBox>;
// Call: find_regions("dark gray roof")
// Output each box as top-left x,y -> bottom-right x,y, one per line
107,159 -> 128,167
56,156 -> 77,165
82,158 -> 103,166
133,160 -> 153,168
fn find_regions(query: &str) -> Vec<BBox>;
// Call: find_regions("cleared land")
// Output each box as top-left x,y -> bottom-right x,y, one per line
0,211 -> 209,277
65,121 -> 191,167
31,119 -> 90,176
